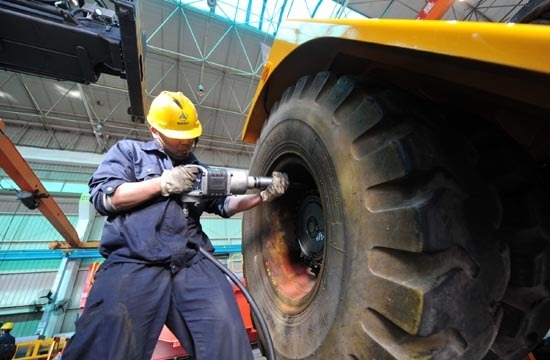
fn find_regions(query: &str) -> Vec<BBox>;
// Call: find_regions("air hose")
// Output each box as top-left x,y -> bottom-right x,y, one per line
198,246 -> 276,360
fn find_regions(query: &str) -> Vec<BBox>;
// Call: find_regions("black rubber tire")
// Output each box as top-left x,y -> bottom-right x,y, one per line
242,72 -> 510,359
511,0 -> 550,24
473,130 -> 550,359
533,338 -> 550,359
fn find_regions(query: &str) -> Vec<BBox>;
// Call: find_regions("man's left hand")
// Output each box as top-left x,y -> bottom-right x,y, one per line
260,171 -> 289,202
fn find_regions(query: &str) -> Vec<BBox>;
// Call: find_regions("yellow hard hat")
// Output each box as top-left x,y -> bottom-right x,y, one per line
1,322 -> 13,330
146,91 -> 202,140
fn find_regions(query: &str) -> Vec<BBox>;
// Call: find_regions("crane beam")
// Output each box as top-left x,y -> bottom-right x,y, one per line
0,119 -> 95,248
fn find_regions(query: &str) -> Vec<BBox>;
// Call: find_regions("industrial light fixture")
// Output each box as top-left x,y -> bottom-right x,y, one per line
93,123 -> 103,136
69,0 -> 84,7
0,90 -> 15,102
17,190 -> 49,210
197,84 -> 205,97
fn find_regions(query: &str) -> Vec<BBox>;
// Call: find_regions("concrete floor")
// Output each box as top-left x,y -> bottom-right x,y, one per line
252,345 -> 267,359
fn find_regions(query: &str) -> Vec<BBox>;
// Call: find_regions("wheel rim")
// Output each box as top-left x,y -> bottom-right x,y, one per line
261,156 -> 325,314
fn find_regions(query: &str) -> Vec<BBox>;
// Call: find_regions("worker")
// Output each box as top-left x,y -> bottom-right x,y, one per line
0,322 -> 15,346
62,91 -> 288,360
0,322 -> 16,360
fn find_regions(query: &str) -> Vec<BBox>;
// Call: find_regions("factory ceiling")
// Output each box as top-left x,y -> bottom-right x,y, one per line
0,0 -> 531,169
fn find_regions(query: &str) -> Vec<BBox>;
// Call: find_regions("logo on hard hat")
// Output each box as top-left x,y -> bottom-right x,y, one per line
177,111 -> 189,126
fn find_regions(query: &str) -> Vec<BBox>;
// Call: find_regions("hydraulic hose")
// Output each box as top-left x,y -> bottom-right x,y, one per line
198,246 -> 276,360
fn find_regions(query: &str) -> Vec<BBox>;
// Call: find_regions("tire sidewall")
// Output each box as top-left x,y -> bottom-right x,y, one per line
244,101 -> 348,359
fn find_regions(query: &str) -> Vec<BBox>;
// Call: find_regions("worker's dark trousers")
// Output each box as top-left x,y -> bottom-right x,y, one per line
62,258 -> 254,360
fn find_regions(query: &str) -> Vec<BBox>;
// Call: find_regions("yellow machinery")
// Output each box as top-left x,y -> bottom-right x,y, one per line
11,337 -> 68,360
241,18 -> 550,360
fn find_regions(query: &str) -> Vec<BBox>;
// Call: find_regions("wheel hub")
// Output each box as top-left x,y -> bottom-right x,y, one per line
297,195 -> 324,275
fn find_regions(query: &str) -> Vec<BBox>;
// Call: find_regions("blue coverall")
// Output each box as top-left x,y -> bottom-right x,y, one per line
0,332 -> 16,360
0,332 -> 15,346
62,140 -> 254,360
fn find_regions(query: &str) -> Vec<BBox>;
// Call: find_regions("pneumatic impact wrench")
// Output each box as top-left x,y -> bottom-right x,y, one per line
180,164 -> 272,207
181,165 -> 277,360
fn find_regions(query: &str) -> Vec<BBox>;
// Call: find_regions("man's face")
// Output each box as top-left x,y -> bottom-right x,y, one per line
152,128 -> 195,160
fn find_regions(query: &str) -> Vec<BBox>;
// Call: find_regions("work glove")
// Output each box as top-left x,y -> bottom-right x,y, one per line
260,171 -> 289,202
160,166 -> 199,196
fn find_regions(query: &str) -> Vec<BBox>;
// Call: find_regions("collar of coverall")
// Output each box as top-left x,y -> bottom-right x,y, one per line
143,139 -> 200,166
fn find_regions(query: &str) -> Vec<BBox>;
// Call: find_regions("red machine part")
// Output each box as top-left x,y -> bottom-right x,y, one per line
417,0 -> 456,19
233,279 -> 258,344
80,262 -> 100,309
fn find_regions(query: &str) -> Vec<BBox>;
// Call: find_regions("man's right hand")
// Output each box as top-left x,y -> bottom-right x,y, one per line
160,166 -> 199,196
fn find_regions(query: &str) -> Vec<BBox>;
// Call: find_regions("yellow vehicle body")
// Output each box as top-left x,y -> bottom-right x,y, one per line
243,19 -> 550,161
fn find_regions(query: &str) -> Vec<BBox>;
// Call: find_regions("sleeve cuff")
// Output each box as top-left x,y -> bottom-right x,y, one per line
100,180 -> 125,195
